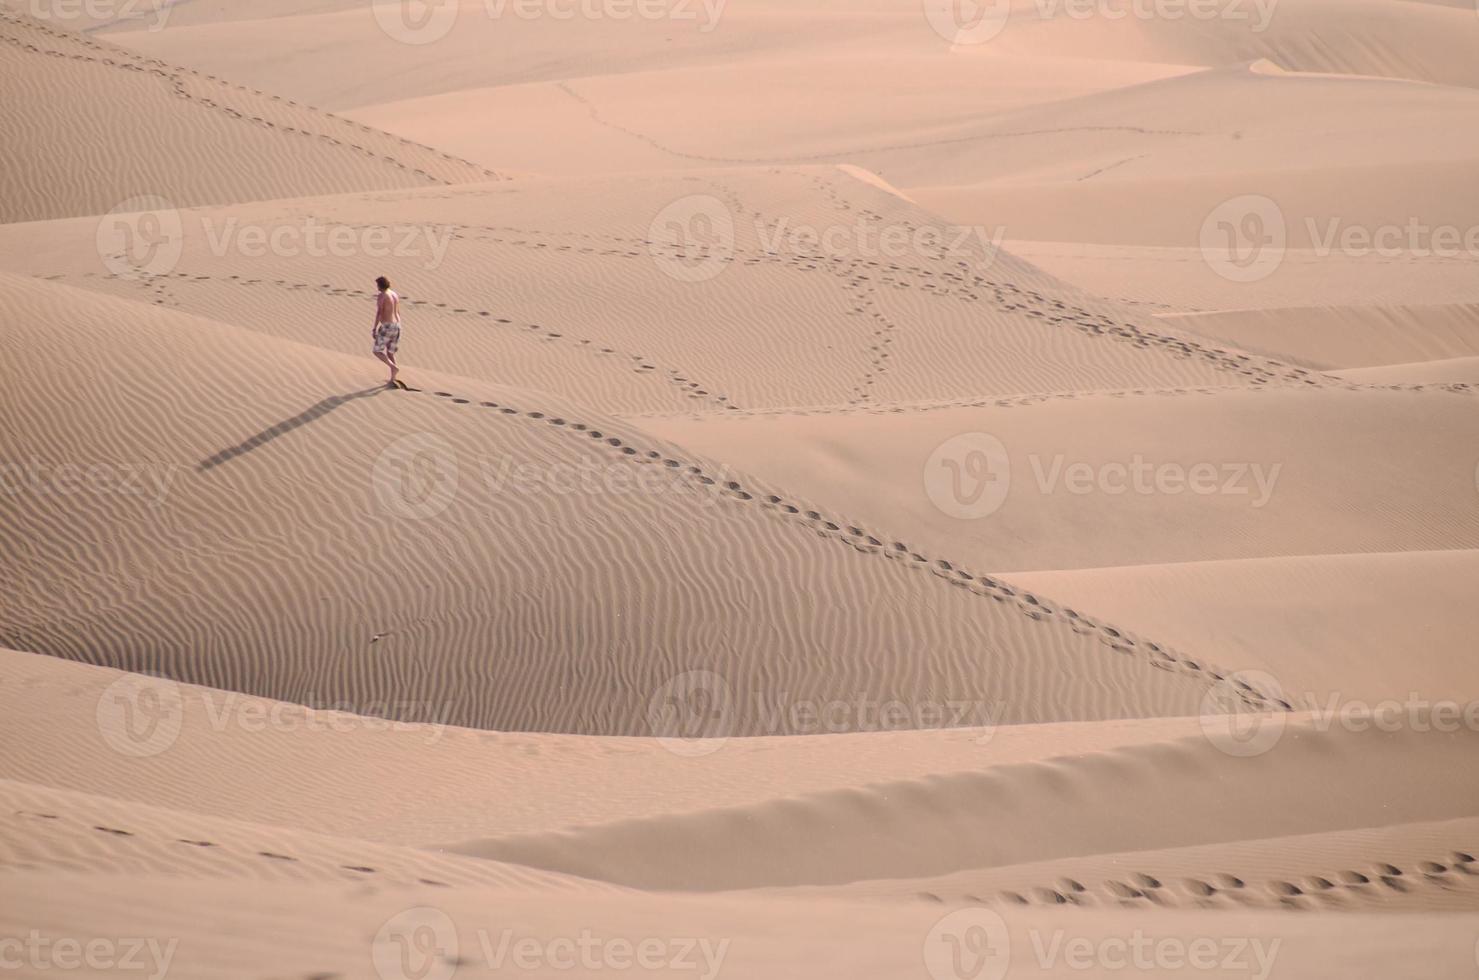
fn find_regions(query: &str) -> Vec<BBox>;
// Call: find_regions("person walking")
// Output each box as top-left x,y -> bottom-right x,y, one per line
371,276 -> 404,388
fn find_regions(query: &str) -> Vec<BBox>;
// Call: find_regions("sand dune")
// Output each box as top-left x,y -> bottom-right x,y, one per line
17,868 -> 1479,979
0,6 -> 501,223
783,818 -> 1479,912
0,777 -> 610,893
639,385 -> 1479,573
5,3 -> 1477,975
447,720 -> 1479,890
909,65 -> 1479,248
0,649 -> 1221,843
1006,237 -> 1479,318
1334,356 -> 1479,385
3,271 -> 1258,737
1156,304 -> 1479,370
0,166 -> 1314,417
1010,550 -> 1479,705
963,0 -> 1479,89
5,650 -> 1477,976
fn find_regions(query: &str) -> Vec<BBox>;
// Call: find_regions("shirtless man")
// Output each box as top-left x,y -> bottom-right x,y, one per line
372,276 -> 402,387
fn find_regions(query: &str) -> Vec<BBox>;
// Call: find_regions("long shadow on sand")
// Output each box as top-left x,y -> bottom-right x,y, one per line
197,385 -> 388,472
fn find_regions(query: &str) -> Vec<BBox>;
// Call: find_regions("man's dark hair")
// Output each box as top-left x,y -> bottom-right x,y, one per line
375,276 -> 391,291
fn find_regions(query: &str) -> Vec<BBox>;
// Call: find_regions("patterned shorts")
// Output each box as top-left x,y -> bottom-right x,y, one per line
373,322 -> 401,355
